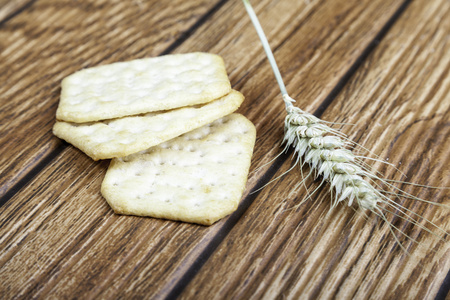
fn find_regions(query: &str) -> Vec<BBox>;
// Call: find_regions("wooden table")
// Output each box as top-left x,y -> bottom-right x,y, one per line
1,0 -> 449,298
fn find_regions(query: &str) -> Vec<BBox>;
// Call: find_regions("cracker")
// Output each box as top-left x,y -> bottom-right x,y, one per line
53,90 -> 244,160
56,52 -> 231,123
101,113 -> 256,225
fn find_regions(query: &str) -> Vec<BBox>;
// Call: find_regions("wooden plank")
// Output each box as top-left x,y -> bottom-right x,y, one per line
178,0 -> 450,298
0,0 -> 224,198
0,0 -> 412,298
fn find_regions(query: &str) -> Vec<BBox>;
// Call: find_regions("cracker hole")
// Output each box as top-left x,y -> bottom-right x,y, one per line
113,183 -> 119,186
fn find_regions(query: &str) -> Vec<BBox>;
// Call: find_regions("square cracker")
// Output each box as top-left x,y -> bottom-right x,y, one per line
56,52 -> 231,123
53,90 -> 244,160
101,113 -> 256,225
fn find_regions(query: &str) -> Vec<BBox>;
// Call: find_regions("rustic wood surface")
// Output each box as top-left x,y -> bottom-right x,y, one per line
0,0 -> 448,299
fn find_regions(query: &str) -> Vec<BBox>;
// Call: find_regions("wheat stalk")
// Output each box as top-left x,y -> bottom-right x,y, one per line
242,0 -> 448,244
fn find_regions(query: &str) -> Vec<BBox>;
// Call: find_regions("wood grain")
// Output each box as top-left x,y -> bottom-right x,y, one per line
179,0 -> 450,298
0,0 -> 448,299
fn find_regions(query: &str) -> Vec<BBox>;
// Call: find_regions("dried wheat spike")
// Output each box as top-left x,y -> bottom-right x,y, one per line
283,102 -> 381,211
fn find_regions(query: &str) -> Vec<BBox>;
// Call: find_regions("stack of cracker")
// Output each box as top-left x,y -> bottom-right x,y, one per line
53,53 -> 256,225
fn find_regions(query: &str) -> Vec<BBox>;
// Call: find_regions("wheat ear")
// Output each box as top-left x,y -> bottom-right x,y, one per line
242,0 -> 449,243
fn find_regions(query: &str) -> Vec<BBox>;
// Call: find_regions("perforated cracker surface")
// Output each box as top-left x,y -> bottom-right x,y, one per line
101,114 -> 256,225
56,53 -> 231,123
53,90 -> 244,160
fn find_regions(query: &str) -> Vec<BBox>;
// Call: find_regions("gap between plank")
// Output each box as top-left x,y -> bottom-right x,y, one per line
0,143 -> 66,209
436,270 -> 450,300
161,0 -> 229,56
314,0 -> 412,117
0,0 -> 36,25
163,0 -> 420,299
